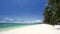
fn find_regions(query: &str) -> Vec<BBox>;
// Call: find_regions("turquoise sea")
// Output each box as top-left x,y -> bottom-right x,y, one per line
0,23 -> 33,31
0,23 -> 41,29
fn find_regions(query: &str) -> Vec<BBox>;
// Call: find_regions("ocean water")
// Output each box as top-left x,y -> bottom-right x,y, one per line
0,23 -> 39,29
0,23 -> 28,29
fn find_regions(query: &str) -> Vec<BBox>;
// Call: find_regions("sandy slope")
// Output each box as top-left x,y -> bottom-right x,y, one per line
0,24 -> 60,34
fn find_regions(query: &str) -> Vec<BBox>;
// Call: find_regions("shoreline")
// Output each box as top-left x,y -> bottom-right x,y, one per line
0,24 -> 60,34
0,24 -> 37,32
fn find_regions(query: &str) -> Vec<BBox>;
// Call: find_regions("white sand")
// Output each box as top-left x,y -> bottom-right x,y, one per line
0,24 -> 60,34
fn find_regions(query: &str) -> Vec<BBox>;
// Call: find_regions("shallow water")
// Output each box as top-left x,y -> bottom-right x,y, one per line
0,23 -> 39,29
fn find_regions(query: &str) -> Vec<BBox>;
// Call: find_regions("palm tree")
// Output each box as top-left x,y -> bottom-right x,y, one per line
43,0 -> 60,25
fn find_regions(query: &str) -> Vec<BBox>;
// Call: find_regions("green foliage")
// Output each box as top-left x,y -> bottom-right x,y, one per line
43,0 -> 60,25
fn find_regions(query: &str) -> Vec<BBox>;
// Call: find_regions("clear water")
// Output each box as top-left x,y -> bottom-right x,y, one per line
0,23 -> 39,29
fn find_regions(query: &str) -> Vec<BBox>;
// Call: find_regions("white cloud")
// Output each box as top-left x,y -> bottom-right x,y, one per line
0,17 -> 42,23
26,20 -> 42,23
5,17 -> 10,19
45,3 -> 48,6
36,20 -> 42,22
4,17 -> 14,21
0,17 -> 14,23
9,19 -> 14,21
0,21 -> 5,23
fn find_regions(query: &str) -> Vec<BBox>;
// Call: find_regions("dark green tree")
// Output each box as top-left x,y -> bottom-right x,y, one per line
43,0 -> 60,25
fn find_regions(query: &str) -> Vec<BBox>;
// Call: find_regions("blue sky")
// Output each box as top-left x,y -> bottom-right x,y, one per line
0,0 -> 47,23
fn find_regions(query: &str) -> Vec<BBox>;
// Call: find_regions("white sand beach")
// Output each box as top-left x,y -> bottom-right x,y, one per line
0,24 -> 60,34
